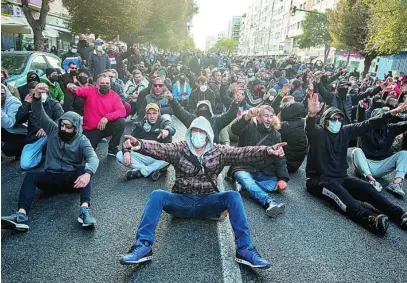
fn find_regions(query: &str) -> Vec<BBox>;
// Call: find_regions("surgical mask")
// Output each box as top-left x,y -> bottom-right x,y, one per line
327,120 -> 342,133
41,93 -> 48,103
200,85 -> 208,92
111,78 -> 116,83
71,48 -> 77,53
191,132 -> 207,148
143,122 -> 152,132
97,46 -> 103,52
99,85 -> 110,95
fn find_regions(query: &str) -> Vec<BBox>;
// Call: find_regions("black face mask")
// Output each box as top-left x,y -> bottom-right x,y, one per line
196,109 -> 212,119
337,88 -> 348,100
99,85 -> 110,95
58,130 -> 76,142
70,71 -> 78,77
78,76 -> 88,85
49,75 -> 58,83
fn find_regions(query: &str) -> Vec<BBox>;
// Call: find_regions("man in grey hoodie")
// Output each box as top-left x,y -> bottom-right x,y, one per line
1,84 -> 99,232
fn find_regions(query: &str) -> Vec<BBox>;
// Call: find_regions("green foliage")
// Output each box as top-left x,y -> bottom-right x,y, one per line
364,0 -> 407,54
209,39 -> 237,55
173,36 -> 196,52
298,11 -> 331,49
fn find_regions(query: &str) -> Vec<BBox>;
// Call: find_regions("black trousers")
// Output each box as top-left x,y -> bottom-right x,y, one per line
130,102 -> 138,116
1,128 -> 26,157
18,166 -> 91,212
306,175 -> 404,223
83,118 -> 125,151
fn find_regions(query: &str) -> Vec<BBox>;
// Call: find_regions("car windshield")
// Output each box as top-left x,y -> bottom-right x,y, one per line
1,54 -> 29,75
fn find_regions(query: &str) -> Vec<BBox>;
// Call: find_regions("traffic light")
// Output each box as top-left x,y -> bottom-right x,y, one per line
290,6 -> 297,16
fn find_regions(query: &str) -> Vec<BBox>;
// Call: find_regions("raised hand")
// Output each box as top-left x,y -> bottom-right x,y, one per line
307,94 -> 324,117
165,91 -> 174,101
123,135 -> 141,151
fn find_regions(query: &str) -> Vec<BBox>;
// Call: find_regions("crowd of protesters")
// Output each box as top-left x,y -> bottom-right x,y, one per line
2,35 -> 407,270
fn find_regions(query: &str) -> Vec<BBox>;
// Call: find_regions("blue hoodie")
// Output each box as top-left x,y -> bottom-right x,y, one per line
1,84 -> 27,135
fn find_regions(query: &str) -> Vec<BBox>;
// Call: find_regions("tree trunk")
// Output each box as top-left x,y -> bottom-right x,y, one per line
324,44 -> 330,65
363,54 -> 373,77
33,27 -> 45,51
346,50 -> 351,66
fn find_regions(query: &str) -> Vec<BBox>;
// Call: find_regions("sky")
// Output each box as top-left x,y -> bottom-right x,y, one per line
191,0 -> 253,50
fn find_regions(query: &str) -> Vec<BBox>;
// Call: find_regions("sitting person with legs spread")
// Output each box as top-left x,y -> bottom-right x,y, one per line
116,103 -> 175,181
66,74 -> 126,157
119,116 -> 288,269
2,83 -> 99,232
351,107 -> 407,197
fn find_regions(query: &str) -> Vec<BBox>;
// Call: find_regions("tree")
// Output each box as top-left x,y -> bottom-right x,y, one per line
328,0 -> 375,76
21,0 -> 50,51
209,39 -> 237,55
62,0 -> 153,39
173,36 -> 196,52
298,11 -> 332,64
364,0 -> 407,55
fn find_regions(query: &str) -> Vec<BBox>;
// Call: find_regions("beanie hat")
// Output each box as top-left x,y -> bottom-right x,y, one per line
45,68 -> 57,77
278,77 -> 289,86
78,68 -> 91,77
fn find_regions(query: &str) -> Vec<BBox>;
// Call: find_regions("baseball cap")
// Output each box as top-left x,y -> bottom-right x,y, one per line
145,103 -> 160,112
94,39 -> 104,45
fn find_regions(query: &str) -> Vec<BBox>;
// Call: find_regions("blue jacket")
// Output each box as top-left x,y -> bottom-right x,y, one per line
1,84 -> 27,135
172,81 -> 191,101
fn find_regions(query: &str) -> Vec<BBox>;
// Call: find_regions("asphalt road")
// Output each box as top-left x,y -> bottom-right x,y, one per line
2,117 -> 407,283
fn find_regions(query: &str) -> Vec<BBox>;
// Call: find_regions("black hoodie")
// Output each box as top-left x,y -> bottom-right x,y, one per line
18,71 -> 40,101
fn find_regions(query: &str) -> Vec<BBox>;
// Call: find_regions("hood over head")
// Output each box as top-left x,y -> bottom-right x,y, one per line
320,107 -> 345,128
58,111 -> 83,137
26,71 -> 40,83
195,100 -> 214,117
185,116 -> 214,155
281,102 -> 305,121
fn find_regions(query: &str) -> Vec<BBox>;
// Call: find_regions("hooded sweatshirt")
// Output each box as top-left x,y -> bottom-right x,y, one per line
1,84 -> 27,135
189,87 -> 216,112
305,107 -> 393,178
136,116 -> 272,195
17,71 -> 40,101
31,97 -> 99,175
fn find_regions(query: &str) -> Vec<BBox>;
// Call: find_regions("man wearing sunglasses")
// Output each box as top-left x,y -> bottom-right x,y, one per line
2,84 -> 99,232
305,94 -> 407,234
137,78 -> 173,122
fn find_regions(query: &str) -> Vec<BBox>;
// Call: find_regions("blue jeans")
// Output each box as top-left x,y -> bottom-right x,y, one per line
135,190 -> 253,250
234,171 -> 278,206
20,137 -> 47,170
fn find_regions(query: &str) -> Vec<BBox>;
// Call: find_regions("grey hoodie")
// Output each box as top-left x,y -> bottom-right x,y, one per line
31,98 -> 99,175
185,116 -> 214,158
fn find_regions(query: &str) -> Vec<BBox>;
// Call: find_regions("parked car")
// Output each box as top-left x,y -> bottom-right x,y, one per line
1,51 -> 64,88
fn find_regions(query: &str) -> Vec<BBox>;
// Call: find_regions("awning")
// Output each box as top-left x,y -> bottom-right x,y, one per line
48,25 -> 71,33
42,26 -> 59,38
1,15 -> 31,34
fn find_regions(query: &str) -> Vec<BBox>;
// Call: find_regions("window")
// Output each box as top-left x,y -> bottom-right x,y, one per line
30,55 -> 47,72
45,55 -> 62,70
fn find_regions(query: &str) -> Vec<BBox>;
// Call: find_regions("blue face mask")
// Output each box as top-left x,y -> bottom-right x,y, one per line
327,120 -> 342,133
191,132 -> 207,148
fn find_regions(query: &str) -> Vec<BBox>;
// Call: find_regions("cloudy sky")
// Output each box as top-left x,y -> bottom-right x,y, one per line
191,0 -> 253,50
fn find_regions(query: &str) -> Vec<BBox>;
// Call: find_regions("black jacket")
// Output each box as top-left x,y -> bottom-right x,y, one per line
63,81 -> 86,116
189,88 -> 216,112
230,116 -> 289,181
16,96 -> 64,144
279,103 -> 307,172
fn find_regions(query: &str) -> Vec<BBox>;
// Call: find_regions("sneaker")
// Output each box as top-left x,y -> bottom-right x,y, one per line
150,170 -> 161,181
120,245 -> 153,265
368,180 -> 382,192
266,201 -> 285,218
126,169 -> 142,180
235,247 -> 271,269
78,207 -> 96,227
108,148 -> 119,157
400,212 -> 407,230
1,212 -> 29,232
367,214 -> 389,234
234,181 -> 242,192
209,210 -> 228,221
386,182 -> 405,198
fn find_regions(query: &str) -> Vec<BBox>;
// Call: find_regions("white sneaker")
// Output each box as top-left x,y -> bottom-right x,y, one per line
266,201 -> 285,218
234,181 -> 242,192
386,182 -> 405,198
368,180 -> 383,192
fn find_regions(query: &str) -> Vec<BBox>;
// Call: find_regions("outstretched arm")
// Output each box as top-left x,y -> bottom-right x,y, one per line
31,85 -> 59,136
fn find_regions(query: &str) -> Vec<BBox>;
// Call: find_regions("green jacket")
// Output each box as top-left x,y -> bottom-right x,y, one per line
40,77 -> 64,102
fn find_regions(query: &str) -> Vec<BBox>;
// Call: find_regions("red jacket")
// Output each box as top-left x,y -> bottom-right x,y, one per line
72,86 -> 126,130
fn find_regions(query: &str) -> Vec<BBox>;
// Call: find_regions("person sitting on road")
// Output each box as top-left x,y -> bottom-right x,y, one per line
351,107 -> 407,197
305,94 -> 407,234
117,103 -> 175,181
1,68 -> 20,100
16,83 -> 64,170
188,76 -> 216,112
166,88 -> 244,143
18,71 -> 41,101
230,105 -> 289,218
137,77 -> 173,121
119,116 -> 287,269
124,69 -> 149,119
41,68 -> 65,105
66,73 -> 126,157
171,73 -> 191,108
63,68 -> 91,116
1,83 -> 99,232
1,84 -> 27,159
104,69 -> 131,117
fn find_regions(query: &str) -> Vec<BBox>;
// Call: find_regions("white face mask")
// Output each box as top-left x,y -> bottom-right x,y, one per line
200,85 -> 208,92
71,48 -> 77,53
96,46 -> 103,52
191,132 -> 207,148
41,93 -> 47,103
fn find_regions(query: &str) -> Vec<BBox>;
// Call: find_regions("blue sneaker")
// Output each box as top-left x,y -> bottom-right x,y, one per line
235,247 -> 271,269
1,212 -> 29,232
78,207 -> 96,227
120,245 -> 153,265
